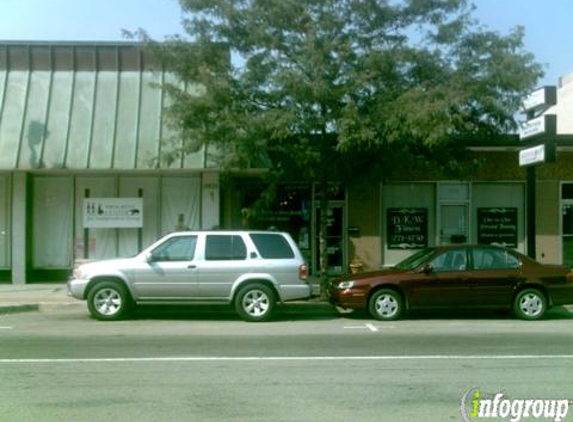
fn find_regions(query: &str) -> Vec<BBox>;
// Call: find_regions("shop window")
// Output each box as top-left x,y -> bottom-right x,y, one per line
438,183 -> 469,201
33,177 -> 73,267
562,184 -> 573,200
562,183 -> 573,266
0,176 -> 9,268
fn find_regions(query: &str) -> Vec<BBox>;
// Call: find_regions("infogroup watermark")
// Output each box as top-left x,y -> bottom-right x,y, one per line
461,388 -> 571,422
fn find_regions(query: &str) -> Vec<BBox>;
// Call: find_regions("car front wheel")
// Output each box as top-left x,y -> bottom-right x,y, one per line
87,281 -> 132,321
513,288 -> 547,320
235,283 -> 276,322
369,289 -> 403,321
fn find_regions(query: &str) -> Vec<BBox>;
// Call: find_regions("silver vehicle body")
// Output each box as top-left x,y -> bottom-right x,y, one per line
68,231 -> 311,306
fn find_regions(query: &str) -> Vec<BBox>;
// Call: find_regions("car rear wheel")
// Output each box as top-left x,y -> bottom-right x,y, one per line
87,281 -> 132,321
235,283 -> 275,322
513,289 -> 547,320
369,289 -> 403,321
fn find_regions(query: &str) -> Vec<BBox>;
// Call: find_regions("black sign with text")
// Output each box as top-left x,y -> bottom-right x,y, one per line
387,208 -> 428,249
477,208 -> 518,248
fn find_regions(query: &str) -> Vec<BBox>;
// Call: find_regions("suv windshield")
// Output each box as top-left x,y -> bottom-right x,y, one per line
394,248 -> 439,271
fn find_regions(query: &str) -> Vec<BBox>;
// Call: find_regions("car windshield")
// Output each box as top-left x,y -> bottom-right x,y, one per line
394,248 -> 439,271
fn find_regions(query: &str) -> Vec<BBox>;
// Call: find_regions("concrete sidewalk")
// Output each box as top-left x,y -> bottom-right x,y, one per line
0,283 -> 80,314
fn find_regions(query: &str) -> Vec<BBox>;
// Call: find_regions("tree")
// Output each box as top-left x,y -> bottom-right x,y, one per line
135,0 -> 543,286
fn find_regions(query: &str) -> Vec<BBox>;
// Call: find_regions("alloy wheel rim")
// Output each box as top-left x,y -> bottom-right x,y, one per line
94,288 -> 122,316
375,295 -> 398,317
519,293 -> 543,317
242,290 -> 270,317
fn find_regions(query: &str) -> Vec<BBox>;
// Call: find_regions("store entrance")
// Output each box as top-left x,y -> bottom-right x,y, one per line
439,204 -> 469,245
562,202 -> 573,266
315,202 -> 345,275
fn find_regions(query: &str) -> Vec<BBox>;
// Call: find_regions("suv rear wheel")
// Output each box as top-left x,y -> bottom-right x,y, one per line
87,281 -> 132,321
235,283 -> 276,322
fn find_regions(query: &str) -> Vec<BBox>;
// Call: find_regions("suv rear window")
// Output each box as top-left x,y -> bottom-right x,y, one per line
250,233 -> 295,259
205,235 -> 247,260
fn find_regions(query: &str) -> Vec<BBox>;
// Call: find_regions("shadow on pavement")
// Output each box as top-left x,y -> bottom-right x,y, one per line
341,305 -> 573,321
130,302 -> 340,322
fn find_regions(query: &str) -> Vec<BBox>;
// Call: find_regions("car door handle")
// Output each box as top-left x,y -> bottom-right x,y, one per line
188,265 -> 197,270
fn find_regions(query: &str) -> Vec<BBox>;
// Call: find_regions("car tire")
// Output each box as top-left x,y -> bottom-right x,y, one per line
87,281 -> 132,321
235,283 -> 276,322
513,288 -> 547,320
369,289 -> 403,321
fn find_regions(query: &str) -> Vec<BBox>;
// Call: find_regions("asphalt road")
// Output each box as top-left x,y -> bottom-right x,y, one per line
1,305 -> 573,422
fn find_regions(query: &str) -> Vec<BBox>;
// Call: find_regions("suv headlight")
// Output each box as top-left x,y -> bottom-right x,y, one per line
337,281 -> 354,289
74,267 -> 88,280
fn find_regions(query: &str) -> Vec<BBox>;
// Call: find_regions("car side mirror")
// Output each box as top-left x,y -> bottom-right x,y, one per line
146,252 -> 157,263
420,263 -> 433,275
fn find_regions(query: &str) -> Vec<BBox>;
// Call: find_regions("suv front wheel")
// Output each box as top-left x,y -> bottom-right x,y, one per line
235,283 -> 276,322
87,281 -> 132,321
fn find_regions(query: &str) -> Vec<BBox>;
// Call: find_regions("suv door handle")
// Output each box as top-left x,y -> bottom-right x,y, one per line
188,265 -> 197,269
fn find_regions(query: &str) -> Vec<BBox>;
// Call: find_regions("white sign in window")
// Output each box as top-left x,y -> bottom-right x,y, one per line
83,198 -> 143,228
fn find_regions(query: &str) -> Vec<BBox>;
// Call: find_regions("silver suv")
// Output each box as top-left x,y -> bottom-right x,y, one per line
68,231 -> 311,322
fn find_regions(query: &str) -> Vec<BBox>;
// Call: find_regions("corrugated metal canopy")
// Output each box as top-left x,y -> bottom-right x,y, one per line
0,41 -> 206,170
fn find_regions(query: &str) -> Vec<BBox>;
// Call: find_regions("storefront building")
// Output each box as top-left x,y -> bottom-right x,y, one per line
1,41 -> 572,283
0,42 -> 219,283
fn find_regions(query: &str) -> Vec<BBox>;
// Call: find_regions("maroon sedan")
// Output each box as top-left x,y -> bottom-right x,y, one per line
330,245 -> 573,321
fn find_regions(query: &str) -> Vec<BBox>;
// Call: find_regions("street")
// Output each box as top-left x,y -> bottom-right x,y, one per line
1,305 -> 573,422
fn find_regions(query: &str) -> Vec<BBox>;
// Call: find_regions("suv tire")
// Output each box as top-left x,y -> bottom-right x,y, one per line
87,281 -> 132,321
235,283 -> 276,322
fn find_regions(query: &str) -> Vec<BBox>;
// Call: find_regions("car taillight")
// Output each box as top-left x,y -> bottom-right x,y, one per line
299,264 -> 308,280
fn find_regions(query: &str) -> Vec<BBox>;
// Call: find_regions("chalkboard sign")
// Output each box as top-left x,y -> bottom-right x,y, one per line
477,208 -> 518,248
387,208 -> 428,249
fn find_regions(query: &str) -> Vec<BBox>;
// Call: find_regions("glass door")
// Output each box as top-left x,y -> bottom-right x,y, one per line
562,202 -> 573,266
439,204 -> 469,245
315,203 -> 345,275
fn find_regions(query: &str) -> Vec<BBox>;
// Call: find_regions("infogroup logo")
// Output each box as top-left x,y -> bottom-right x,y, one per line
461,388 -> 571,422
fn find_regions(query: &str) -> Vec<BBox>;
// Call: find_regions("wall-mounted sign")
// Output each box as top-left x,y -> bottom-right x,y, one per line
387,208 -> 428,249
477,208 -> 518,248
83,198 -> 143,228
519,114 -> 557,140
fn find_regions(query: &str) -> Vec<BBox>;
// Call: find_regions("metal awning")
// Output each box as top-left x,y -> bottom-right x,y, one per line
0,41 -> 206,170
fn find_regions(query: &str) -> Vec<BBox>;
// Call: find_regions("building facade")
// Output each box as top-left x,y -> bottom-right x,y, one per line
0,42 -> 219,283
1,41 -> 572,284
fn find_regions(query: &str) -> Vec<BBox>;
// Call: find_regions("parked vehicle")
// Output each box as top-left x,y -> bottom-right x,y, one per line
68,231 -> 310,322
330,245 -> 573,321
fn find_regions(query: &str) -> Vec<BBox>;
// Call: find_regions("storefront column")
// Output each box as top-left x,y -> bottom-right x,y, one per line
11,172 -> 28,285
201,172 -> 220,229
526,166 -> 536,259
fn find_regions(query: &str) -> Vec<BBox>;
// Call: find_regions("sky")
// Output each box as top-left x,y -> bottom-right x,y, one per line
0,0 -> 570,87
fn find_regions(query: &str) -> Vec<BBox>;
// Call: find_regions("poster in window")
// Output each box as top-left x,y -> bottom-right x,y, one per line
477,208 -> 518,248
387,208 -> 428,249
83,198 -> 143,228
